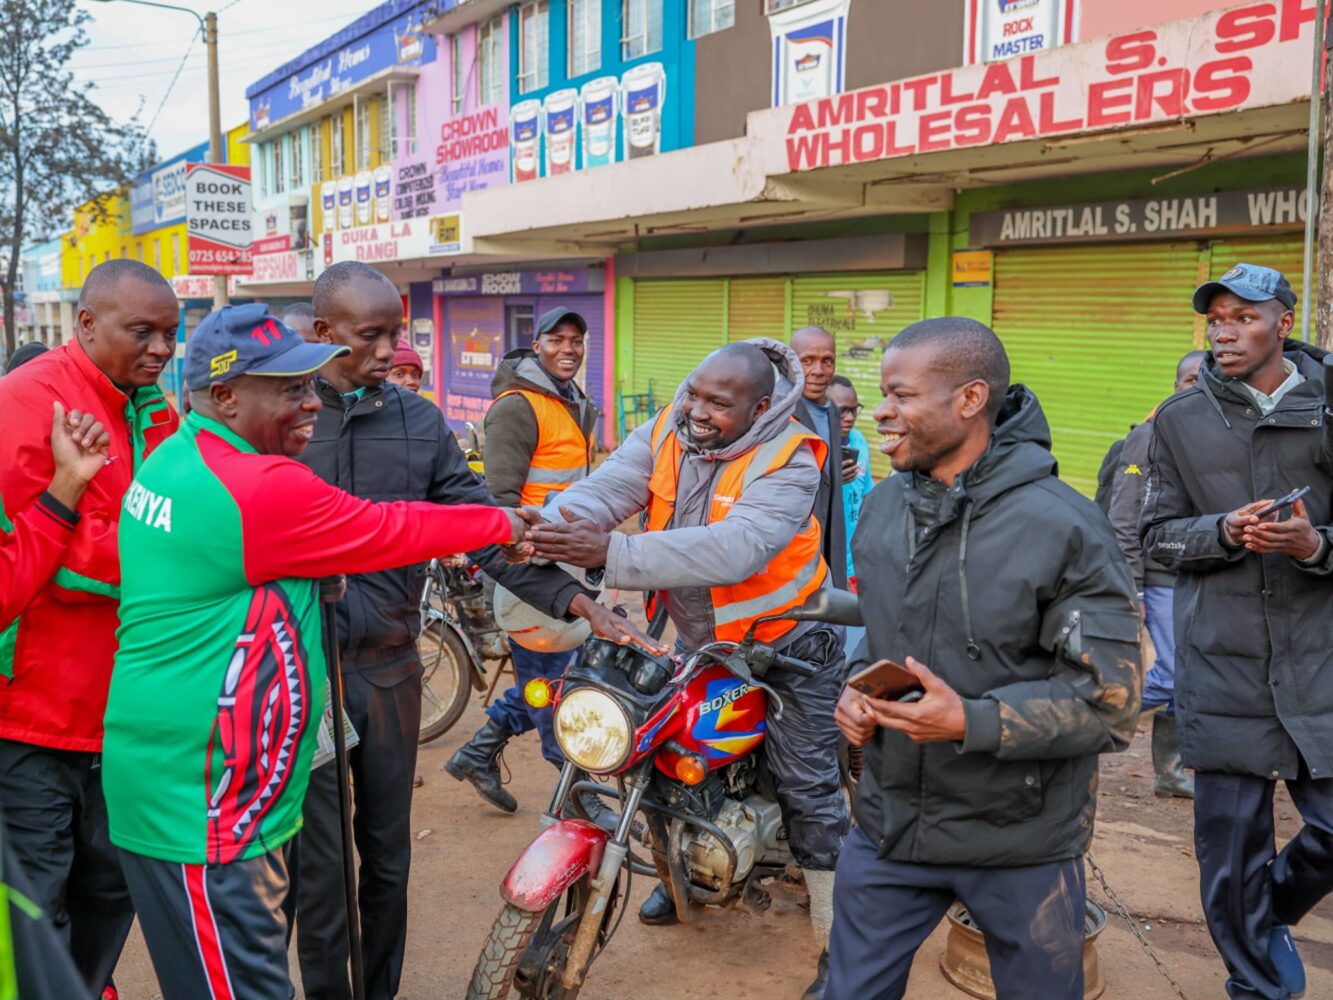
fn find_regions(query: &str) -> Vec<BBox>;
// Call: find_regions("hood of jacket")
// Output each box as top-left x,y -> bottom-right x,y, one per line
666,337 -> 807,462
491,348 -> 587,402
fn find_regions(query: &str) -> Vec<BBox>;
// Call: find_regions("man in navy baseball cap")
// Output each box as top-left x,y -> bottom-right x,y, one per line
184,303 -> 347,391
1192,262 -> 1298,315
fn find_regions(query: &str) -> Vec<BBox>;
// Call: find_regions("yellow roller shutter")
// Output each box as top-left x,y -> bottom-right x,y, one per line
1208,233 -> 1305,304
631,279 -> 727,402
991,243 -> 1203,496
728,277 -> 788,343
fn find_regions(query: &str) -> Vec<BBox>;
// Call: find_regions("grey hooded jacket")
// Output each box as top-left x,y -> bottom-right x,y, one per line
544,338 -> 824,651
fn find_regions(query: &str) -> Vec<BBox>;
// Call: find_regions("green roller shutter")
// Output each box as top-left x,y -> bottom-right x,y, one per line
631,279 -> 727,403
991,243 -> 1202,497
791,271 -> 925,478
728,277 -> 788,343
1209,233 -> 1306,304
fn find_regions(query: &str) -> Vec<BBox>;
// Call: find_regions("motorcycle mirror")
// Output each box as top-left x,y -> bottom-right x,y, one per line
780,589 -> 863,627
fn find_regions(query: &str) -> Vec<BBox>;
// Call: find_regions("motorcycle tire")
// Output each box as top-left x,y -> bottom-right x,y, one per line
418,619 -> 473,744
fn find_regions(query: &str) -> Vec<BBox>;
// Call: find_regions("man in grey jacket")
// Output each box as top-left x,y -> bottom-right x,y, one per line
524,339 -> 848,999
1107,349 -> 1203,799
832,318 -> 1141,1000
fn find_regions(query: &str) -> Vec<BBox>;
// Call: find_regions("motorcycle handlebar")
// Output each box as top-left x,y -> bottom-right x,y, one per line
772,652 -> 819,677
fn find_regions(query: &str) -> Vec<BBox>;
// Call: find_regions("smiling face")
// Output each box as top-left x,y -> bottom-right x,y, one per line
314,274 -> 404,392
792,327 -> 837,405
533,320 -> 585,383
679,354 -> 770,451
77,276 -> 180,391
1205,291 -> 1293,387
875,344 -> 991,481
209,373 -> 323,457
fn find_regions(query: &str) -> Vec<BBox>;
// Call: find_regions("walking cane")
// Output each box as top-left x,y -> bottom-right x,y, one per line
321,600 -> 366,1000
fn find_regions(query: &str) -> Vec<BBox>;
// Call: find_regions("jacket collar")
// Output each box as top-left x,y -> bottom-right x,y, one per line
185,410 -> 258,454
68,337 -> 138,413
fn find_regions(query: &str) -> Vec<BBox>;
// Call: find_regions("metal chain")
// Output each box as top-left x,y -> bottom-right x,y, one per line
1085,851 -> 1193,1000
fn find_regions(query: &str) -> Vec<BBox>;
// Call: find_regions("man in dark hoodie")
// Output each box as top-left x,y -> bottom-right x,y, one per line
830,317 -> 1141,1000
1143,264 -> 1332,1000
446,307 -> 602,819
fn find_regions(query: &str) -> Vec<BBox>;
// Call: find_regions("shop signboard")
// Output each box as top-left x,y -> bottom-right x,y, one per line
969,186 -> 1310,245
185,163 -> 253,276
964,0 -> 1076,66
769,0 -> 851,107
327,214 -> 464,264
171,274 -> 245,299
951,249 -> 994,286
248,250 -> 305,284
130,145 -> 204,235
431,268 -> 600,296
757,1 -> 1318,175
445,297 -> 503,425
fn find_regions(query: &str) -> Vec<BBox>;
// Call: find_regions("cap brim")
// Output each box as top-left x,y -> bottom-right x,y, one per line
1193,279 -> 1282,314
537,311 -> 587,336
248,341 -> 350,377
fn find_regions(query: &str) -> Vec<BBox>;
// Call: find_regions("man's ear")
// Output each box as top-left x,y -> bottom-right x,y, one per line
1277,307 -> 1295,340
312,317 -> 333,345
958,379 -> 990,422
76,306 -> 95,341
752,395 -> 772,420
209,381 -> 239,419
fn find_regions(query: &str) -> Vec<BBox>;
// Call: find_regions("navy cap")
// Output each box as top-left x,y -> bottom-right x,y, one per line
184,304 -> 348,391
536,307 -> 587,337
1193,263 -> 1298,314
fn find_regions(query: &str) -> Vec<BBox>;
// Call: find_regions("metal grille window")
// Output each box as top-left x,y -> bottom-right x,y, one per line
273,137 -> 286,194
621,0 -> 663,60
311,121 -> 324,182
518,2 -> 549,95
379,93 -> 393,163
689,0 -> 734,37
403,82 -> 418,156
478,17 -> 505,106
568,0 -> 600,77
290,128 -> 304,190
451,33 -> 466,115
355,99 -> 372,170
764,0 -> 815,12
330,113 -> 345,175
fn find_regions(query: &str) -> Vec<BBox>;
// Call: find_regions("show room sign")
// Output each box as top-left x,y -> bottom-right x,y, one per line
186,163 -> 253,275
970,186 -> 1309,245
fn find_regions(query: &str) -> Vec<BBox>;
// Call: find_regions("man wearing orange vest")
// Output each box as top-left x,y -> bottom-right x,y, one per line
446,307 -> 602,818
525,339 -> 849,999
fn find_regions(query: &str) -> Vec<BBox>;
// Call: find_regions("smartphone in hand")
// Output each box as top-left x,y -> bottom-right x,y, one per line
847,659 -> 923,701
1254,485 -> 1310,519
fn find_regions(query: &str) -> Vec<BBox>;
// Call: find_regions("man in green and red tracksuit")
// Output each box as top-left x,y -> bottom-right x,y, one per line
102,304 -> 524,999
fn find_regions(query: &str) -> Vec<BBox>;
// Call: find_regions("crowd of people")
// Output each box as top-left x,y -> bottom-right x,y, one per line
0,256 -> 1323,1000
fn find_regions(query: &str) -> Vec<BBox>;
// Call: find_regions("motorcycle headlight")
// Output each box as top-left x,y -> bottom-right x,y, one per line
554,687 -> 632,773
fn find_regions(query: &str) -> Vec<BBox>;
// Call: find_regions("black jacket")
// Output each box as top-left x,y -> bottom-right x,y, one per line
1142,342 -> 1333,780
300,379 -> 588,668
795,397 -> 848,588
851,387 -> 1141,866
483,350 -> 600,507
1107,419 -> 1176,590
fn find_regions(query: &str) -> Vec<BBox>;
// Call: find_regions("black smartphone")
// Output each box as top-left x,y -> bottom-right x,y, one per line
841,447 -> 859,466
1254,485 -> 1311,519
847,659 -> 923,701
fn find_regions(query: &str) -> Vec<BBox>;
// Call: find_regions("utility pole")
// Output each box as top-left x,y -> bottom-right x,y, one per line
206,10 -> 228,308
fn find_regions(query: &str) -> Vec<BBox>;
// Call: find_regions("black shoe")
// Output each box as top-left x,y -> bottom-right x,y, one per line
638,882 -> 678,926
576,789 -> 618,834
802,950 -> 829,1000
444,720 -> 518,813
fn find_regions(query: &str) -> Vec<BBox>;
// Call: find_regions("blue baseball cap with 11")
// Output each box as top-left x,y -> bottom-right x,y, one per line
1192,262 -> 1297,314
184,303 -> 348,391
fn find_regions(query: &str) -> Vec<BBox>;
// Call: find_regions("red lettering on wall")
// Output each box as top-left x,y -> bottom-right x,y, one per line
917,111 -> 953,151
1214,5 -> 1277,51
1192,56 -> 1253,110
1038,91 -> 1082,132
975,62 -> 1017,99
1087,78 -> 1135,126
953,104 -> 993,146
1135,68 -> 1190,119
993,98 -> 1037,142
1019,55 -> 1060,91
1105,31 -> 1157,74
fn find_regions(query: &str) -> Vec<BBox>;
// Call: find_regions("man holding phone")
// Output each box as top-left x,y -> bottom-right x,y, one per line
830,317 -> 1141,1000
1143,264 -> 1333,1000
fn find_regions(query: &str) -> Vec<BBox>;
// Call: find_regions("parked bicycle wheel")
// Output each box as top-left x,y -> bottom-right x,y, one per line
418,618 -> 473,743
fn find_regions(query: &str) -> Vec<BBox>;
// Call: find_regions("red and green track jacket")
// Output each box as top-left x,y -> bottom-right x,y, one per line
104,412 -> 512,864
0,341 -> 177,751
0,493 -> 81,632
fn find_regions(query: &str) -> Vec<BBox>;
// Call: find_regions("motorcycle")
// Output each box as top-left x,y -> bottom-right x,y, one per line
466,589 -> 863,999
417,422 -> 511,743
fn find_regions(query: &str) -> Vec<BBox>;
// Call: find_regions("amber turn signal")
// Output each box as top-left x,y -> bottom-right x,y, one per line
675,754 -> 707,786
524,678 -> 553,709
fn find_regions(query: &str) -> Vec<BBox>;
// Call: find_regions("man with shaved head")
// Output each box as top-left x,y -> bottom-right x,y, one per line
829,317 -> 1140,1000
281,300 -> 318,343
0,257 -> 181,992
791,326 -> 847,588
524,338 -> 849,997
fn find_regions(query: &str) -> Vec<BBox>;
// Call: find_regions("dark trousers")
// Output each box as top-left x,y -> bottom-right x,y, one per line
1194,766 -> 1333,999
0,739 -> 134,994
119,847 -> 290,1000
486,644 -> 576,768
828,825 -> 1086,1000
295,657 -> 422,1000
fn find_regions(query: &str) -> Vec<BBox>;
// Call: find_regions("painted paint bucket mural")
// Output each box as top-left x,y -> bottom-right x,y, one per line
621,62 -> 666,160
580,76 -> 619,168
543,89 -> 579,175
510,99 -> 543,182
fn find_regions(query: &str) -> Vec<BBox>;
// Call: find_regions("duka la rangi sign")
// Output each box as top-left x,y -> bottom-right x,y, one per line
754,0 -> 1319,175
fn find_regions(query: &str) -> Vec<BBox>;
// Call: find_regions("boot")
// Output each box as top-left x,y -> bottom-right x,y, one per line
444,720 -> 518,813
638,882 -> 678,926
576,789 -> 618,834
803,868 -> 836,999
1151,713 -> 1194,799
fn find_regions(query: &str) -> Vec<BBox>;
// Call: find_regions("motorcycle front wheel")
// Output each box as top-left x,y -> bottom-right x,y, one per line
417,619 -> 473,744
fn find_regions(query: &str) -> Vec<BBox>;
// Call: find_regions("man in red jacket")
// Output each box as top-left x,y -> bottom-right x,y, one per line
0,258 -> 180,992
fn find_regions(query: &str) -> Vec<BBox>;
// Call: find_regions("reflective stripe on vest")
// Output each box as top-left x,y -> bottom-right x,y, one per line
644,409 -> 829,644
498,389 -> 593,507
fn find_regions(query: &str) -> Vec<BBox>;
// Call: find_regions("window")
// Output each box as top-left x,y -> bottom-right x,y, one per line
621,0 -> 662,60
478,16 -> 504,106
568,0 -> 600,77
518,2 -> 549,95
764,0 -> 815,11
451,33 -> 466,115
355,99 -> 372,171
403,82 -> 418,156
273,136 -> 287,194
311,121 -> 324,182
379,93 -> 392,163
135,241 -> 143,262
290,129 -> 304,190
689,0 -> 734,38
330,113 -> 345,176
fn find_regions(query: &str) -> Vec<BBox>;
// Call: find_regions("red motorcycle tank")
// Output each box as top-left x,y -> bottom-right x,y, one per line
671,665 -> 768,769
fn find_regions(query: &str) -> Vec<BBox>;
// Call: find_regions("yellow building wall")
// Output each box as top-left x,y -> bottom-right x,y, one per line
226,122 -> 251,167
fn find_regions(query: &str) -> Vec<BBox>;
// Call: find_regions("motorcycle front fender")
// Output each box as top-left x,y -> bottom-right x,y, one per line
500,819 -> 608,912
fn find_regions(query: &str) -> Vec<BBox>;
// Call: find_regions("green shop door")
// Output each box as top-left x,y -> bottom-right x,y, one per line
991,243 -> 1202,496
630,279 -> 728,404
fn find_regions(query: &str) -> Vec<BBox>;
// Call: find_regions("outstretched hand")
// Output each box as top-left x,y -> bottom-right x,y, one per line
862,657 -> 966,744
524,507 -> 612,569
568,594 -> 669,656
48,401 -> 111,508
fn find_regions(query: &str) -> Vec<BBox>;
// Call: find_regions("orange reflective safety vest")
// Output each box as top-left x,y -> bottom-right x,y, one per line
497,388 -> 594,507
644,409 -> 829,644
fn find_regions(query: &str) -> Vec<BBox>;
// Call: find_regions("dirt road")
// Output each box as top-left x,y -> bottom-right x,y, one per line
110,701 -> 1332,999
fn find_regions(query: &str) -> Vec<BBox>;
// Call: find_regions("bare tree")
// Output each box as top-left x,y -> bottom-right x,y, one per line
0,0 -> 151,358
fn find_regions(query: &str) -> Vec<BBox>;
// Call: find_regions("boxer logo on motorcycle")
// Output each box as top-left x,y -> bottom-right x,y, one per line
471,340 -> 851,999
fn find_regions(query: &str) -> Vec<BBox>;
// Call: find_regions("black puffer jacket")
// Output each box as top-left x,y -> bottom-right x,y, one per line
1142,341 -> 1333,780
851,387 -> 1141,866
300,380 -> 588,667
